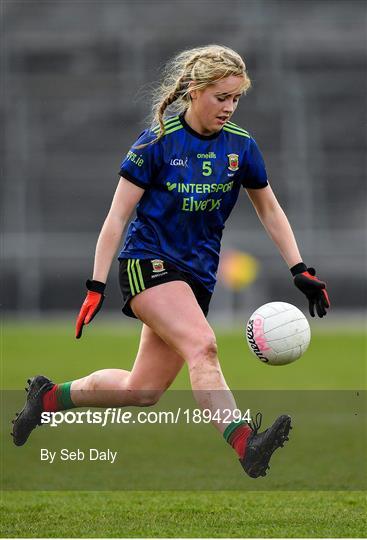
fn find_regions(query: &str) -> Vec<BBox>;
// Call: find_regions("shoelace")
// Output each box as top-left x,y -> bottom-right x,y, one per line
249,411 -> 263,434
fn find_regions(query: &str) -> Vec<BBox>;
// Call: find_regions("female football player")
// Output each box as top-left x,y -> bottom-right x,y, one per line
13,45 -> 329,478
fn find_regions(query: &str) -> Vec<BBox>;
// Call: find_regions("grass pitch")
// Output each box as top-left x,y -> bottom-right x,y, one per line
1,491 -> 365,538
1,321 -> 366,537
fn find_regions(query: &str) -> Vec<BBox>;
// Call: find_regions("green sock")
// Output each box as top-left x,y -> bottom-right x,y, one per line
56,382 -> 76,410
42,381 -> 76,411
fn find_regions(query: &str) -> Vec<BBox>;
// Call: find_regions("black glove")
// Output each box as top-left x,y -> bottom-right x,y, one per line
75,280 -> 106,339
291,263 -> 330,318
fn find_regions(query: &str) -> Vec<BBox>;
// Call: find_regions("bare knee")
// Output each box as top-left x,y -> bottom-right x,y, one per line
187,332 -> 218,369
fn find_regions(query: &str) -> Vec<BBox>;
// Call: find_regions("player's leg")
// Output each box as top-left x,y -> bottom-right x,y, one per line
70,323 -> 184,407
130,280 -> 291,477
12,324 -> 184,445
131,280 -> 238,433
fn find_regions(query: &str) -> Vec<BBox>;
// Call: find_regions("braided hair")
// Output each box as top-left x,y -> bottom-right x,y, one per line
139,45 -> 251,147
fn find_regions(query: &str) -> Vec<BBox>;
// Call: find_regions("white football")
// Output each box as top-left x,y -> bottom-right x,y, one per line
246,302 -> 310,366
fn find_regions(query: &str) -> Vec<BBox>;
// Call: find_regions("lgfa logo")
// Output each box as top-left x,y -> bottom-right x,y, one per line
170,157 -> 189,167
227,153 -> 239,171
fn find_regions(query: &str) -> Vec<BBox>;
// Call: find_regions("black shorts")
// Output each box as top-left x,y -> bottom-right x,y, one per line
118,258 -> 212,319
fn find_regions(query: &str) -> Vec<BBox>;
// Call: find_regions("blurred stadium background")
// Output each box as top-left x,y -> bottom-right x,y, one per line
2,0 -> 366,324
1,5 -> 366,537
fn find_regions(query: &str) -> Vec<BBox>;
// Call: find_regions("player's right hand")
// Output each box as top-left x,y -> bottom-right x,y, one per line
75,279 -> 106,339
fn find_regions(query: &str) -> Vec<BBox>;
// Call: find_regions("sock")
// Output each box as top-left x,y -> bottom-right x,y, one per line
223,421 -> 252,460
42,382 -> 76,412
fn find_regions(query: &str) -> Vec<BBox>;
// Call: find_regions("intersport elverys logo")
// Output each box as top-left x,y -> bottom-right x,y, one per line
170,157 -> 189,167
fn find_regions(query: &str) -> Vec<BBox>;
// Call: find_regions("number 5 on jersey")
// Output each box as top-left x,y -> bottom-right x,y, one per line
202,161 -> 212,176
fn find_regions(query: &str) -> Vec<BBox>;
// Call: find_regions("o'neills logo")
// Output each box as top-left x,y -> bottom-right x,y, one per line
151,259 -> 165,273
246,317 -> 271,362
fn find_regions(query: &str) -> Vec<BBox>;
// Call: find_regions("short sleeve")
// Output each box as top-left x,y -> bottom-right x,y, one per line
118,130 -> 161,189
241,137 -> 268,189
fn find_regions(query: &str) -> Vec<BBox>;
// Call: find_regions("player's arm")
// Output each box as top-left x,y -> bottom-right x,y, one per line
246,185 -> 302,268
92,178 -> 144,283
246,185 -> 330,317
76,178 -> 144,338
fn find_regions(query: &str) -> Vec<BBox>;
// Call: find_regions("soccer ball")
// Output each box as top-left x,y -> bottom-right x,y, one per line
246,302 -> 311,366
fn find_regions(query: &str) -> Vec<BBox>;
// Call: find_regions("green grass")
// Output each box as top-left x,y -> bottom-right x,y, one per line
2,321 -> 366,389
1,491 -> 366,538
1,322 -> 366,537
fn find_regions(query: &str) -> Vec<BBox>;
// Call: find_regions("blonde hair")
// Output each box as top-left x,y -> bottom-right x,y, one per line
145,45 -> 251,144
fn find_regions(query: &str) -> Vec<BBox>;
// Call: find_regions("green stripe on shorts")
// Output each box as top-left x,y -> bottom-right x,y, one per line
130,259 -> 140,294
127,259 -> 135,296
135,259 -> 146,292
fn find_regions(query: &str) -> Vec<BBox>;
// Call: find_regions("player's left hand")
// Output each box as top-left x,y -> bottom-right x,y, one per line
291,263 -> 330,318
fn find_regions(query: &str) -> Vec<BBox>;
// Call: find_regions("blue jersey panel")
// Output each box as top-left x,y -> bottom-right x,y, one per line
118,115 -> 268,292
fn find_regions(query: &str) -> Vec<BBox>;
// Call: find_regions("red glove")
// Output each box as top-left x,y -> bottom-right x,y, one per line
75,280 -> 106,339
